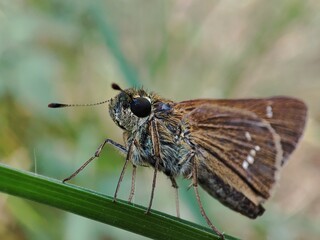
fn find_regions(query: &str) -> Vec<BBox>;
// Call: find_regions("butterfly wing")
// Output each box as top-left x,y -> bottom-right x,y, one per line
175,97 -> 307,218
177,97 -> 307,164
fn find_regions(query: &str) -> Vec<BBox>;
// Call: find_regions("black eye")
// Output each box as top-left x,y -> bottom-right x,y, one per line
130,97 -> 151,118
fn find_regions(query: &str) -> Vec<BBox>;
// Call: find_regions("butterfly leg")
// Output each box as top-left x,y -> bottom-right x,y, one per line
145,120 -> 162,214
192,160 -> 225,240
145,157 -> 159,214
113,142 -> 134,202
170,176 -> 180,218
128,165 -> 137,203
63,138 -> 126,183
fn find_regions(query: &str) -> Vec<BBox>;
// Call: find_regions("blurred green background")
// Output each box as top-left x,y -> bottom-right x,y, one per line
1,1 -> 320,239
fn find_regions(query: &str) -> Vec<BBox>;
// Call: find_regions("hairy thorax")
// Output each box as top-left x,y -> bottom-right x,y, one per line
124,103 -> 193,178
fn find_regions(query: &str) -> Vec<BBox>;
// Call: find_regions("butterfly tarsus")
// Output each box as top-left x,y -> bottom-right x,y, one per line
145,156 -> 160,214
170,176 -> 180,218
128,165 -> 137,203
113,144 -> 132,202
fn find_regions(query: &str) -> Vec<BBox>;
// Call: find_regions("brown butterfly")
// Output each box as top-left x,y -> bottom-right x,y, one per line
49,83 -> 307,239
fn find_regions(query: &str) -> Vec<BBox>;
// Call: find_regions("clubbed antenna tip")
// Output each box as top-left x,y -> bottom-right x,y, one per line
112,83 -> 122,91
48,103 -> 69,108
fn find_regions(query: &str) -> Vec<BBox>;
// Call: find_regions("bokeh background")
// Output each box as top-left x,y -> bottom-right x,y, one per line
1,1 -> 320,239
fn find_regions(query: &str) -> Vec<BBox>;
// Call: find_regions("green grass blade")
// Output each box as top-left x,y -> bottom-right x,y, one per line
0,164 -> 239,240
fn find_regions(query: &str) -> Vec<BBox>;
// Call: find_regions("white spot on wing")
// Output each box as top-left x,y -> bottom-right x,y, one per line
255,145 -> 261,151
247,155 -> 254,164
242,161 -> 249,169
250,149 -> 256,156
245,131 -> 252,141
266,105 -> 273,118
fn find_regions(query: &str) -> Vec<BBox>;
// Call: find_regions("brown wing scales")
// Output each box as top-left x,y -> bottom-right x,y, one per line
186,105 -> 282,199
178,97 -> 307,164
175,97 -> 307,218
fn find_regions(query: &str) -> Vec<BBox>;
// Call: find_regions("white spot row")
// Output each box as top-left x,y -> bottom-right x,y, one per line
242,145 -> 261,170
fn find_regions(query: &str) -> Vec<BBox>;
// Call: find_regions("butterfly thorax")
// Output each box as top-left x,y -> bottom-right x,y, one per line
127,114 -> 193,177
109,88 -> 193,177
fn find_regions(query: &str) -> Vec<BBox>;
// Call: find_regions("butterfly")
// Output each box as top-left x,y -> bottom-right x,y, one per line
49,83 -> 307,239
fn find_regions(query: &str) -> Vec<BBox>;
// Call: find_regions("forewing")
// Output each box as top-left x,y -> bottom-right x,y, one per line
177,97 -> 307,165
184,104 -> 283,200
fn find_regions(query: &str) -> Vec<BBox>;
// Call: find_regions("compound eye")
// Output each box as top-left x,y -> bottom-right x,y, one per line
130,97 -> 151,118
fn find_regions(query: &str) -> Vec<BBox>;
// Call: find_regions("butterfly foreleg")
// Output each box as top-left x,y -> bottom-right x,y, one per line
144,120 -> 162,214
63,138 -> 127,183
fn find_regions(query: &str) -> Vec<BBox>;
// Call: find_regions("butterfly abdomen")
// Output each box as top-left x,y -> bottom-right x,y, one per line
197,162 -> 265,218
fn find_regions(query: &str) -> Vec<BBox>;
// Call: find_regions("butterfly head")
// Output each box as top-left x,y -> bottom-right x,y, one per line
109,83 -> 152,131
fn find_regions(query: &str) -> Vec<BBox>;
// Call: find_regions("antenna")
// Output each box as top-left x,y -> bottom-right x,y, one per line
111,83 -> 132,100
48,83 -> 124,109
48,100 -> 110,108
